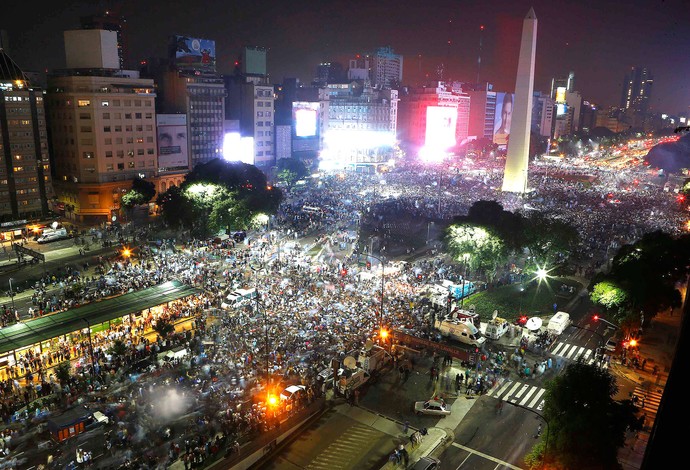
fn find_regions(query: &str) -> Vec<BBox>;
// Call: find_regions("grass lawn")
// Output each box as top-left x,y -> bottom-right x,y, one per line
465,277 -> 584,323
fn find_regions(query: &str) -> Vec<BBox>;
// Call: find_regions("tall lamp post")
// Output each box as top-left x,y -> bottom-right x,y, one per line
366,252 -> 385,331
8,278 -> 15,315
460,254 -> 470,309
249,261 -> 271,401
81,318 -> 97,381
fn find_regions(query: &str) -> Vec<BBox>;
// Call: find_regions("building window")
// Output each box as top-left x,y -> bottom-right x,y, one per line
145,113 -> 153,119
147,148 -> 154,155
117,163 -> 124,170
125,113 -> 132,119
105,151 -> 113,158
114,125 -> 122,132
79,113 -> 90,119
106,163 -> 114,171
128,161 -> 135,168
117,150 -> 124,158
104,138 -> 112,144
104,126 -> 111,132
124,100 -> 131,106
135,113 -> 142,119
80,126 -> 92,132
101,101 -> 109,107
83,152 -> 94,159
103,113 -> 110,119
137,149 -> 144,155
113,100 -> 120,106
78,100 -> 91,107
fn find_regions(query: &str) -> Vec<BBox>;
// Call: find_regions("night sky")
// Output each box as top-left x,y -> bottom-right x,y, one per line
4,0 -> 690,114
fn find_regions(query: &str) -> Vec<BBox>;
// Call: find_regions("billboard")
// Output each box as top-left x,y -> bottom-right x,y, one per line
556,103 -> 568,116
293,102 -> 319,137
555,86 -> 567,103
157,114 -> 189,169
223,132 -> 255,165
425,106 -> 457,149
493,92 -> 513,146
172,35 -> 216,72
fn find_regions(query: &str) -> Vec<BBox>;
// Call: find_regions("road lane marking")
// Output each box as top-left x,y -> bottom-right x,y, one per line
451,442 -> 524,469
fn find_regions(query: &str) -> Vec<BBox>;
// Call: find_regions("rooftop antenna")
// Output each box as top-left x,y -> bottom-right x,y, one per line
476,24 -> 484,85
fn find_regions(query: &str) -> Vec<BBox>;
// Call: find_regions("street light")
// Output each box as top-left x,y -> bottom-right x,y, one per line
460,253 -> 470,309
81,318 -> 97,381
8,278 -> 15,314
249,261 -> 271,402
364,252 -> 386,331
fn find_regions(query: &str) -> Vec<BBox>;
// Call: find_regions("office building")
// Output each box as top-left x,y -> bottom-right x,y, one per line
0,49 -> 53,223
621,67 -> 653,113
80,11 -> 128,69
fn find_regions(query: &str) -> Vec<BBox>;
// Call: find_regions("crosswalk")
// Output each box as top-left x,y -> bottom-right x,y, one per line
305,422 -> 384,469
551,341 -> 611,368
487,379 -> 547,412
631,386 -> 663,424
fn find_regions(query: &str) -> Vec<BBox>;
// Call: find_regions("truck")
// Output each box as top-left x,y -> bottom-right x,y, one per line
37,227 -> 70,244
336,367 -> 370,398
485,316 -> 510,340
434,317 -> 486,348
547,311 -> 571,335
357,344 -> 391,374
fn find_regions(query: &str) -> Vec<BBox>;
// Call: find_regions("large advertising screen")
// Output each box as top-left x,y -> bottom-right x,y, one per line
157,114 -> 189,169
293,102 -> 319,137
172,35 -> 216,72
493,92 -> 513,147
425,106 -> 457,149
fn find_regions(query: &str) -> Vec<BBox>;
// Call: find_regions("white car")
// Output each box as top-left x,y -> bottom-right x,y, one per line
414,399 -> 451,416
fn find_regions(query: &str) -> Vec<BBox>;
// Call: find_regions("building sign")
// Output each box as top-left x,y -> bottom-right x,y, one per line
172,35 -> 216,72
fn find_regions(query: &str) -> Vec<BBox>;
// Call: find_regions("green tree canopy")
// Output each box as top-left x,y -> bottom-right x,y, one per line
522,212 -> 579,268
444,222 -> 507,282
122,177 -> 156,209
275,157 -> 309,189
532,359 -> 636,469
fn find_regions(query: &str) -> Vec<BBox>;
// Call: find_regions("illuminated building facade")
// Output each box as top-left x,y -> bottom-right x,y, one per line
0,49 -> 53,223
621,67 -> 653,113
47,72 -> 156,223
320,81 -> 398,171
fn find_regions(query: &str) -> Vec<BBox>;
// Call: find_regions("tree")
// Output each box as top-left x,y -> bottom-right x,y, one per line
522,212 -> 578,268
122,177 -> 156,209
153,319 -> 175,341
530,359 -> 636,469
275,158 -> 309,189
590,280 -> 628,311
55,361 -> 72,387
444,222 -> 507,283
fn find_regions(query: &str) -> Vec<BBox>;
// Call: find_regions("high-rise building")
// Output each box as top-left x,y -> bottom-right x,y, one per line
0,49 -> 53,223
320,81 -> 398,171
346,47 -> 403,89
621,67 -> 653,113
47,71 -> 157,223
398,82 -> 466,151
462,82 -> 497,142
224,46 -> 275,170
370,46 -> 403,90
313,62 -> 345,87
80,11 -> 128,69
47,29 -> 158,223
531,91 -> 554,139
502,8 -> 537,193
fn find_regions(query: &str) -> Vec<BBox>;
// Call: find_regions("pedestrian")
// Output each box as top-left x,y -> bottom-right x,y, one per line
534,423 -> 542,438
403,419 -> 409,435
399,445 -> 409,466
455,373 -> 461,392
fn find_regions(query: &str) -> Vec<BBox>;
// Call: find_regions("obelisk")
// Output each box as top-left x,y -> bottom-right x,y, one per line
502,7 -> 537,193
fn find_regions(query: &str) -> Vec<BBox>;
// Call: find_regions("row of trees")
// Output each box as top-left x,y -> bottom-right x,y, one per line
443,200 -> 579,282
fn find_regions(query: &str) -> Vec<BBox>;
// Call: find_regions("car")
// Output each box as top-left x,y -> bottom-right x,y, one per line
414,399 -> 451,416
604,338 -> 618,352
410,456 -> 441,470
280,384 -> 306,411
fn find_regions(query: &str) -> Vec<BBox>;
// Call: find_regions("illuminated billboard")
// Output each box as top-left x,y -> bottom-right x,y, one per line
293,102 -> 319,137
555,86 -> 567,103
157,114 -> 189,169
223,132 -> 254,165
172,35 -> 216,72
556,103 -> 568,116
425,106 -> 457,149
493,92 -> 513,147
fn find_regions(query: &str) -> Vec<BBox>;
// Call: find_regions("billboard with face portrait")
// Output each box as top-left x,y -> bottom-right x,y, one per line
172,35 -> 216,72
494,92 -> 513,147
293,102 -> 319,137
425,106 -> 457,149
157,114 -> 189,169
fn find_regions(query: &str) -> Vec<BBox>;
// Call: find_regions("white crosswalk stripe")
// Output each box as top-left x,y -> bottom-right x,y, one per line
487,379 -> 546,412
551,341 -> 610,368
632,386 -> 663,422
305,423 -> 382,470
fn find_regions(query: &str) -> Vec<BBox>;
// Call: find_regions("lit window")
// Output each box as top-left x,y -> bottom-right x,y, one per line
78,100 -> 91,107
101,101 -> 109,107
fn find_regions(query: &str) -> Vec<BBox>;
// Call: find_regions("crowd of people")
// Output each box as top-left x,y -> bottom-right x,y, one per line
0,150 -> 685,468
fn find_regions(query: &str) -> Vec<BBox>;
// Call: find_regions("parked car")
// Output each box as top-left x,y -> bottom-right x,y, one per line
280,385 -> 306,411
414,399 -> 450,416
411,456 -> 441,470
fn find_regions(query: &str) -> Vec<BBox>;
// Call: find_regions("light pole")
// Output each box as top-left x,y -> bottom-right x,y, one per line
460,254 -> 470,309
506,401 -> 550,470
8,278 -> 15,315
249,261 -> 271,401
365,251 -> 385,331
81,318 -> 97,381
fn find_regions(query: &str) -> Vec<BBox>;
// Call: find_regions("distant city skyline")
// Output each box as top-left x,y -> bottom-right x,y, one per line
4,0 -> 690,114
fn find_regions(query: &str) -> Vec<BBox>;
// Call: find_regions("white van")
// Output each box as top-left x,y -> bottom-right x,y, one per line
37,227 -> 69,244
222,287 -> 257,308
547,311 -> 571,335
434,318 -> 486,347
